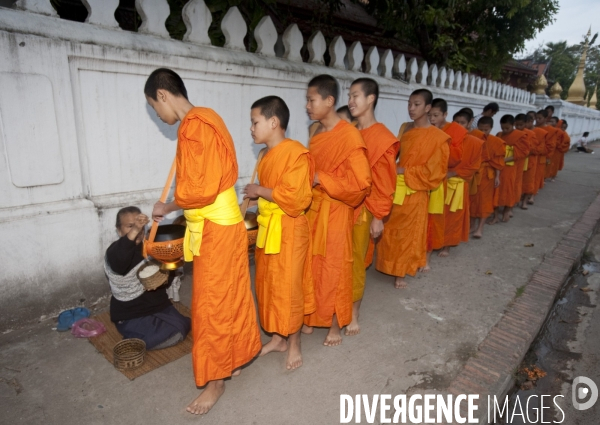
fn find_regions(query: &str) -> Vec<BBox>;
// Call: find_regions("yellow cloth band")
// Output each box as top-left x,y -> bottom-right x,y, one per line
393,174 -> 416,206
428,183 -> 445,214
256,197 -> 298,254
505,145 -> 514,166
523,157 -> 529,171
183,186 -> 242,262
445,176 -> 465,212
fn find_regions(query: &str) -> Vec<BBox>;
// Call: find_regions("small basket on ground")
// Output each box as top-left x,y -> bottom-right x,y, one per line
113,338 -> 146,370
137,260 -> 169,290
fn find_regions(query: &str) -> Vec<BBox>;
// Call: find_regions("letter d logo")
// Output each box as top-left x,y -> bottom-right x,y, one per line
572,376 -> 598,411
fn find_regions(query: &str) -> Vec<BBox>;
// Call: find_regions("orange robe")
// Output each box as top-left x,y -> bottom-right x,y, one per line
548,128 -> 565,178
255,139 -> 316,336
559,132 -> 570,170
305,120 -> 371,328
175,107 -> 261,387
444,134 -> 482,246
377,126 -> 450,277
533,127 -> 549,192
429,122 -> 465,251
469,132 -> 505,218
353,123 -> 399,299
496,130 -> 528,207
543,126 -> 558,179
513,131 -> 531,202
521,128 -> 539,196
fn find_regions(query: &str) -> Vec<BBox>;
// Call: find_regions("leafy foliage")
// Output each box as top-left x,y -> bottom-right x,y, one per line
359,0 -> 558,77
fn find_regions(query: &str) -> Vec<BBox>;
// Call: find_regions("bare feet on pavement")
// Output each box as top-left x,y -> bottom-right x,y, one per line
186,380 -> 225,415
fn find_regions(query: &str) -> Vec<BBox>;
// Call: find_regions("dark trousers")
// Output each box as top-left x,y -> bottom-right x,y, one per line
115,305 -> 191,350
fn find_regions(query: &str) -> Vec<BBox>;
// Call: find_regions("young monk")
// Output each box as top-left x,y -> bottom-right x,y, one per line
425,98 -> 464,262
519,114 -> 542,208
559,120 -> 572,167
437,110 -> 482,255
539,110 -> 558,182
303,74 -> 371,346
533,110 -> 551,196
145,68 -> 261,415
346,78 -> 399,336
242,96 -> 315,370
377,89 -> 450,288
511,114 -> 531,208
550,116 -> 570,177
491,115 -> 528,223
469,117 -> 505,238
337,105 -> 353,122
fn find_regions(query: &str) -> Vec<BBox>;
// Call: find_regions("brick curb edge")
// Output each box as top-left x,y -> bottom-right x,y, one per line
446,193 -> 600,424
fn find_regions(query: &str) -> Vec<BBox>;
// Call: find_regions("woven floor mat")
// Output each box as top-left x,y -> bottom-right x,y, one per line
88,302 -> 192,380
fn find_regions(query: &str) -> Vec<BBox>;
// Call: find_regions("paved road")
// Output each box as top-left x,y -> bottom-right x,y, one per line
1,146 -> 600,425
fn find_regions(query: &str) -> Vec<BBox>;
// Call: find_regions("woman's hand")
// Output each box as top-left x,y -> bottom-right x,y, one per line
127,214 -> 149,242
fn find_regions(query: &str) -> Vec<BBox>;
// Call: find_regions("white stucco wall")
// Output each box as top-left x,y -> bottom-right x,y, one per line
0,3 -> 599,329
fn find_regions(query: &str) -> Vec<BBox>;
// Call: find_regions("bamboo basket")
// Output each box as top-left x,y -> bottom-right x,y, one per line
137,261 -> 169,291
113,338 -> 146,370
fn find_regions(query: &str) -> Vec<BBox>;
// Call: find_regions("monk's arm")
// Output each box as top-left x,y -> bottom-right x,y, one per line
448,139 -> 463,169
319,148 -> 372,207
455,145 -> 483,180
243,184 -> 273,202
271,154 -> 313,217
512,135 -> 530,160
174,119 -> 223,209
404,140 -> 450,190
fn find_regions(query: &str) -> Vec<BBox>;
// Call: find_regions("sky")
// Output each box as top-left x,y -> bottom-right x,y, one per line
519,0 -> 600,57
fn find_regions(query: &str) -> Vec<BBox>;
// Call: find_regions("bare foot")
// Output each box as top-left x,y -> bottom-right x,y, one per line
501,213 -> 510,223
418,264 -> 431,273
301,325 -> 313,335
286,332 -> 303,370
438,247 -> 450,257
520,202 -> 528,210
527,198 -> 534,205
323,316 -> 342,346
394,277 -> 408,289
472,231 -> 482,239
508,210 -> 514,218
345,300 -> 361,336
232,367 -> 241,377
487,216 -> 499,225
186,380 -> 225,415
260,334 -> 288,356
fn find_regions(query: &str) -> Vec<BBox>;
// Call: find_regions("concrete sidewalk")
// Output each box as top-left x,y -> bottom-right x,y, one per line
2,147 -> 600,425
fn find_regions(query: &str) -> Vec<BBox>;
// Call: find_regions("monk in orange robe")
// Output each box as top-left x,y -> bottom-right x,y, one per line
550,117 -> 570,175
540,111 -> 558,181
491,114 -> 528,223
436,110 -> 482,255
303,75 -> 371,347
425,98 -> 463,264
559,120 -> 571,170
519,114 -> 542,207
469,116 -> 505,238
345,78 -> 398,336
377,89 -> 450,289
511,116 -> 531,207
547,119 -> 564,180
533,110 -> 550,196
242,96 -> 315,371
145,68 -> 261,415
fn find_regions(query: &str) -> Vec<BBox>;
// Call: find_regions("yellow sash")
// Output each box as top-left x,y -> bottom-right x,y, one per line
183,186 -> 242,261
256,198 -> 297,254
445,176 -> 465,212
428,183 -> 445,214
523,157 -> 529,171
393,174 -> 416,205
505,145 -> 514,166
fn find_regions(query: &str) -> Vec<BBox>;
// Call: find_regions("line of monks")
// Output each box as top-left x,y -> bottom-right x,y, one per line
144,69 -> 571,415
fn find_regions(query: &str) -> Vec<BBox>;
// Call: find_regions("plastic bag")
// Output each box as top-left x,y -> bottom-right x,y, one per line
71,318 -> 107,338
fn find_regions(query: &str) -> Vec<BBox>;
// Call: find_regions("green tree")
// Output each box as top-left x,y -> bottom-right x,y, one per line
359,0 -> 558,76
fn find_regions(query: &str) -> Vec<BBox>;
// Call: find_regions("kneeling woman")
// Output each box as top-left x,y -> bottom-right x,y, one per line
105,206 -> 190,350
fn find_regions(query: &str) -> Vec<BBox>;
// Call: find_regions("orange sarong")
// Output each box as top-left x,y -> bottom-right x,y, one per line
377,126 -> 449,277
532,127 -> 549,193
305,120 -> 371,329
353,123 -> 399,299
254,139 -> 316,336
176,107 -> 261,387
521,128 -> 539,196
496,129 -> 528,207
470,132 -> 505,218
